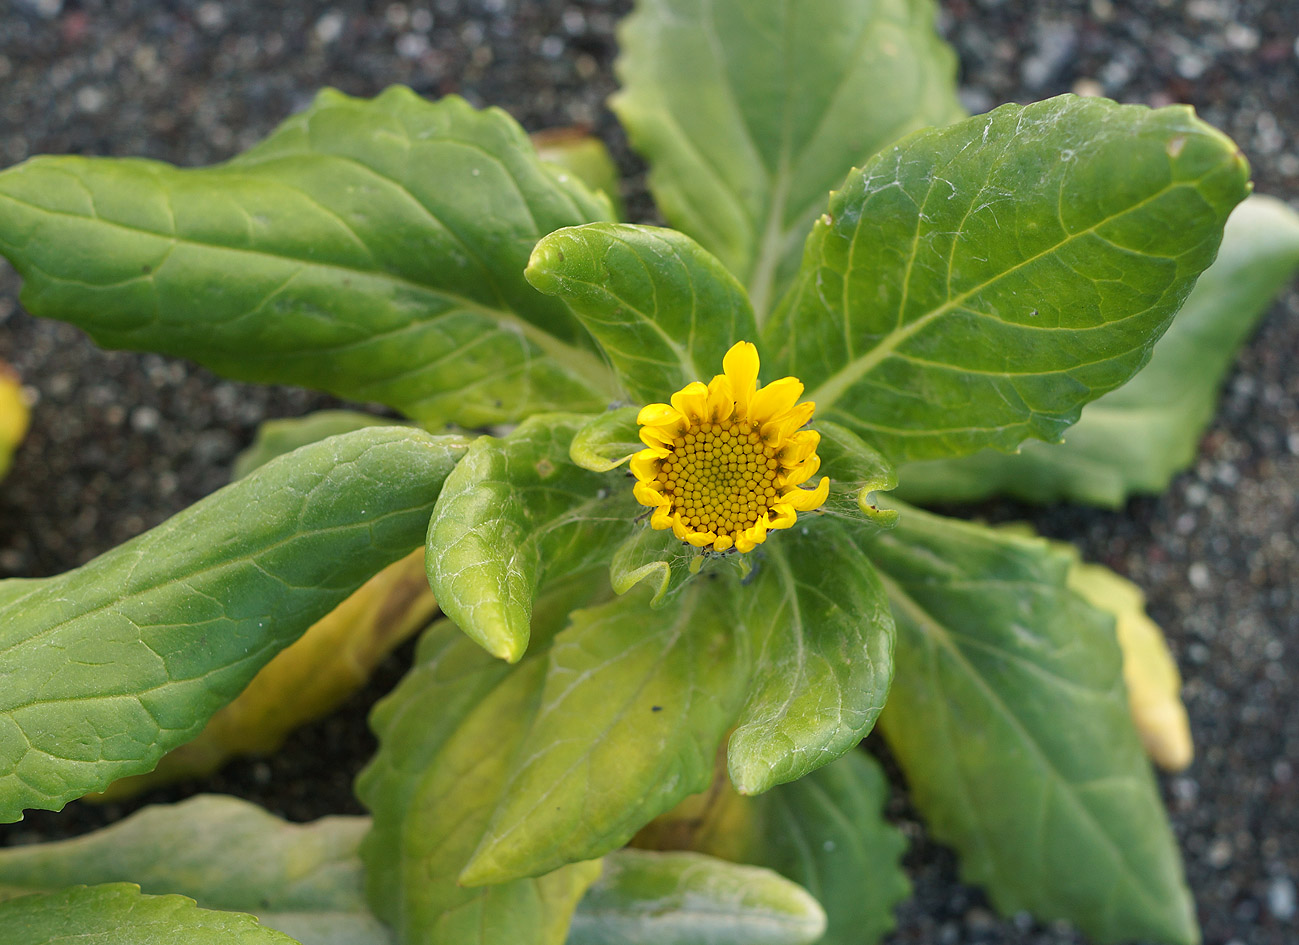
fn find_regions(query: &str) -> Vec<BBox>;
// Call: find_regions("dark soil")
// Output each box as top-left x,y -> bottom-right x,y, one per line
0,2 -> 1295,944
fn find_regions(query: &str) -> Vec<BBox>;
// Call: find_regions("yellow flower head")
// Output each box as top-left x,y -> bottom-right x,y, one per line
630,341 -> 830,554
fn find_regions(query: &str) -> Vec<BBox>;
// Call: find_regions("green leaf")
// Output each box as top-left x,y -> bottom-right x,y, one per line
893,192 -> 1299,505
867,506 -> 1198,944
638,750 -> 909,945
531,127 -> 625,221
0,361 -> 28,482
356,617 -> 602,945
746,752 -> 910,945
461,581 -> 749,885
426,414 -> 636,662
771,94 -> 1251,464
815,420 -> 898,528
570,407 -> 641,472
0,795 -> 389,945
567,849 -> 826,945
233,410 -> 400,480
0,87 -> 617,428
95,549 -> 436,800
0,884 -> 299,944
0,426 -> 466,822
526,223 -> 758,402
612,0 -> 963,318
727,520 -> 894,795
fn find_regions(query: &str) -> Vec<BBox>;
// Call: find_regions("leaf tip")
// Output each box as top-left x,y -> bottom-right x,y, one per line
525,233 -> 573,295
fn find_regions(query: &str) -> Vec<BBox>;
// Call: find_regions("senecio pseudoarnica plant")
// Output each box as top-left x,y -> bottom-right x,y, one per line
1,0 -> 1298,943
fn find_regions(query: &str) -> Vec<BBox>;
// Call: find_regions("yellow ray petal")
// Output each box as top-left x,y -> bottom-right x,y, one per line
705,374 -> 735,423
780,453 -> 821,488
670,381 -> 710,422
633,480 -> 666,507
749,377 -> 803,423
768,503 -> 797,529
783,476 -> 830,511
723,341 -> 760,417
629,450 -> 663,481
637,402 -> 680,426
779,429 -> 821,465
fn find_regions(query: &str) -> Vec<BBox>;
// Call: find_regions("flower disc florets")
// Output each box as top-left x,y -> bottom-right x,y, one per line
631,341 -> 829,553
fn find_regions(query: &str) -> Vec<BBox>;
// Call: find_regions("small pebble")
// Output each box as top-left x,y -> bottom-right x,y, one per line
1188,562 -> 1211,590
1270,876 -> 1297,921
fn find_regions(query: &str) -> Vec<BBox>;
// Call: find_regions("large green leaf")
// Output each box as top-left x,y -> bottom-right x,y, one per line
612,0 -> 963,318
0,796 -> 388,945
461,581 -> 749,885
727,521 -> 894,796
356,612 -> 602,945
0,87 -> 617,427
867,506 -> 1197,944
638,750 -> 909,945
0,884 -> 298,945
425,414 -> 635,662
0,426 -> 466,821
894,193 -> 1299,505
567,849 -> 825,945
770,94 -> 1251,464
745,752 -> 910,945
525,224 -> 758,401
95,548 -> 436,800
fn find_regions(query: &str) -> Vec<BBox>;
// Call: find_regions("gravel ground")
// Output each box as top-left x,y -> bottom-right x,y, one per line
0,2 -> 1296,944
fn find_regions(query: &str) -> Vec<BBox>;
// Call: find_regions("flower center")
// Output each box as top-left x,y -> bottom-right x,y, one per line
654,417 -> 780,537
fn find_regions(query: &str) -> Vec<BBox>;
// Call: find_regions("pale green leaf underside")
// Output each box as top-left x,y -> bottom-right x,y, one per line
462,582 -> 749,885
526,223 -> 757,402
0,87 -> 616,428
0,884 -> 299,944
895,193 -> 1299,505
567,849 -> 825,945
771,94 -> 1251,464
740,752 -> 910,945
0,427 -> 465,822
727,521 -> 894,796
868,506 -> 1197,945
612,0 -> 963,318
357,619 -> 602,945
426,414 -> 636,662
0,795 -> 388,945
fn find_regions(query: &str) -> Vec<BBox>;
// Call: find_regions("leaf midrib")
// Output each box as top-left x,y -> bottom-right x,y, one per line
807,173 -> 1209,409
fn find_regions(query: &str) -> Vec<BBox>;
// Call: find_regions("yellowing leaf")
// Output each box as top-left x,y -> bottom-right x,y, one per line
0,360 -> 29,481
95,548 -> 437,799
1067,560 -> 1193,772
